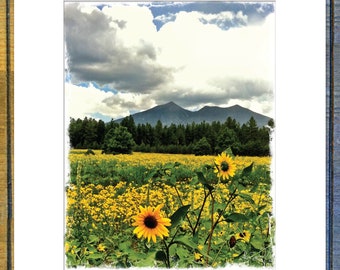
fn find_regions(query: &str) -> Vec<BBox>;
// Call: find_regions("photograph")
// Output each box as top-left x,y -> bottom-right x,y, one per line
64,1 -> 275,268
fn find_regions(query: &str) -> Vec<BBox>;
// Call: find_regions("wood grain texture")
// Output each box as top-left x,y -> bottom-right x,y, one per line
0,0 -> 13,269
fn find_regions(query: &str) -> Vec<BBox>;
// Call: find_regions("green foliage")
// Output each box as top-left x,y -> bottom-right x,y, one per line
120,115 -> 137,139
68,116 -> 274,156
193,137 -> 212,155
216,127 -> 240,154
170,205 -> 191,228
242,162 -> 253,176
267,118 -> 275,128
68,117 -> 106,149
66,153 -> 274,268
155,250 -> 167,262
225,213 -> 249,222
103,126 -> 135,154
223,147 -> 235,158
84,149 -> 95,155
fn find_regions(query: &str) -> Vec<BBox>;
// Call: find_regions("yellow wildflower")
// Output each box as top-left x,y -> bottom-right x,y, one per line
194,252 -> 203,261
97,243 -> 106,252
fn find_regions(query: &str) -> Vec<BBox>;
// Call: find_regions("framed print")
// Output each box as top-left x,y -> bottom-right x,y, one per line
12,0 -> 327,270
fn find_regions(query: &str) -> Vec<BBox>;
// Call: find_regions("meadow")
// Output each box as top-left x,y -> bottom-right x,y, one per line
65,150 -> 274,268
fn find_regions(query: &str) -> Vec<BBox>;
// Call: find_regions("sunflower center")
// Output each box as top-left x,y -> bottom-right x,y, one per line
221,161 -> 229,172
144,215 -> 158,229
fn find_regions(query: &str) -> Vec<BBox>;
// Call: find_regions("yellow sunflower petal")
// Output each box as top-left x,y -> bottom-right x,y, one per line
132,205 -> 171,243
214,152 -> 236,180
151,234 -> 157,243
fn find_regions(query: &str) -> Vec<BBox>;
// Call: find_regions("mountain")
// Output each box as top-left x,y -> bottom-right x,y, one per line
115,102 -> 272,127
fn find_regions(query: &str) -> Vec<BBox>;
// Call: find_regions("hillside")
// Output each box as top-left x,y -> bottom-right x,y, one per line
115,102 -> 272,127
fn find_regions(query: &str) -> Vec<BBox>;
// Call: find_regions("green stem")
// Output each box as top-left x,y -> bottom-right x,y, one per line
146,182 -> 151,206
256,191 -> 264,235
204,189 -> 238,244
162,239 -> 171,268
166,222 -> 189,266
169,226 -> 180,245
174,186 -> 194,232
192,188 -> 209,235
206,192 -> 215,264
211,240 -> 228,265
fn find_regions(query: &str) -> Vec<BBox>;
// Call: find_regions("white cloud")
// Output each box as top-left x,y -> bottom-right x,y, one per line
236,10 -> 248,23
155,10 -> 274,79
65,83 -> 115,119
65,83 -> 157,120
102,4 -> 157,47
65,4 -> 275,119
152,10 -> 275,116
226,98 -> 274,118
154,13 -> 177,24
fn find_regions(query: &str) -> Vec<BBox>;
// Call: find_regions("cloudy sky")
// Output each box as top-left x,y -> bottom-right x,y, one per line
64,2 -> 275,122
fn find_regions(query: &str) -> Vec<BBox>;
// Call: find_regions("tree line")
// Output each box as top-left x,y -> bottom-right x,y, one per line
68,116 -> 274,156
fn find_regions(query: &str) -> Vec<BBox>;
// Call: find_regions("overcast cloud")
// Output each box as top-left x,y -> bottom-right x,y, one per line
65,2 -> 275,121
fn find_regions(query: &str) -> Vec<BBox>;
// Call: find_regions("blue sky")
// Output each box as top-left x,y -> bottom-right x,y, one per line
147,2 -> 274,30
65,2 -> 275,121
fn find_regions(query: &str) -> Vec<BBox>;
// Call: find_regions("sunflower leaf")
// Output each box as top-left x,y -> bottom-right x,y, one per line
225,213 -> 249,222
172,235 -> 197,250
223,147 -> 235,158
238,193 -> 255,204
165,175 -> 177,186
250,233 -> 264,250
172,239 -> 214,260
196,172 -> 214,191
155,250 -> 167,262
135,251 -> 157,267
242,162 -> 254,176
196,171 -> 207,184
87,253 -> 104,260
88,235 -> 99,243
170,204 -> 191,228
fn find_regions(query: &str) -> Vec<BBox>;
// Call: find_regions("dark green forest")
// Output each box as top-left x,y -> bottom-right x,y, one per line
68,116 -> 274,156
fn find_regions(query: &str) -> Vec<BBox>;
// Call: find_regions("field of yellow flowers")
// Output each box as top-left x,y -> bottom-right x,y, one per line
65,150 -> 274,268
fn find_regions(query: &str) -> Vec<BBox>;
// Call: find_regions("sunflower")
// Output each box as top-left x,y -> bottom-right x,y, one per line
132,205 -> 171,243
214,152 -> 236,180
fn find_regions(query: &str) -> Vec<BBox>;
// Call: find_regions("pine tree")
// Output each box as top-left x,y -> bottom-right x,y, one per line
103,126 -> 135,154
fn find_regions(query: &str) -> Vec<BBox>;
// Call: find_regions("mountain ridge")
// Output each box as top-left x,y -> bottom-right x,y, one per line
115,101 -> 272,127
